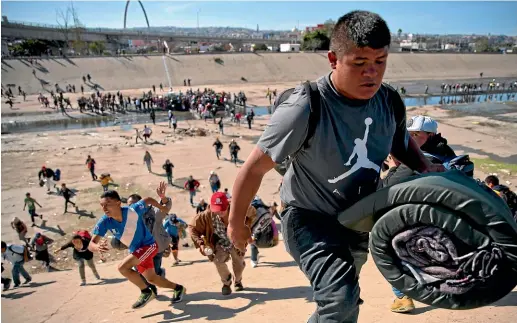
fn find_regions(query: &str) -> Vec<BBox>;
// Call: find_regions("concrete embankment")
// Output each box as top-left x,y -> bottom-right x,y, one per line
2,52 -> 517,94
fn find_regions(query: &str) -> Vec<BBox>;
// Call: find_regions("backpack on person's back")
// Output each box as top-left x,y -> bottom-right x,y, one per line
8,245 -> 32,263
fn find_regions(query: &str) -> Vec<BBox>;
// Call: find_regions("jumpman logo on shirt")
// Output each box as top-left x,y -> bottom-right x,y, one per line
328,117 -> 381,184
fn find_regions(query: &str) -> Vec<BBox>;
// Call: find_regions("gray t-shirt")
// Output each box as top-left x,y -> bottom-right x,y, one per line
257,72 -> 409,216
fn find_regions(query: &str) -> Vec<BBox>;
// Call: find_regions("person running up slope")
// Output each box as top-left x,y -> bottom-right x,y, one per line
88,190 -> 186,309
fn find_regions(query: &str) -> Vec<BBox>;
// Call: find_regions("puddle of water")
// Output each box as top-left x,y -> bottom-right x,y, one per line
1,113 -> 190,134
254,93 -> 517,116
404,93 -> 517,106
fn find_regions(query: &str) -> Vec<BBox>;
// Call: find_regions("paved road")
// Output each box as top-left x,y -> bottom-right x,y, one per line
388,77 -> 517,95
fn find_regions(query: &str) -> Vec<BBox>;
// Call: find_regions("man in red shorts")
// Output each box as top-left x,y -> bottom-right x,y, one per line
88,185 -> 186,309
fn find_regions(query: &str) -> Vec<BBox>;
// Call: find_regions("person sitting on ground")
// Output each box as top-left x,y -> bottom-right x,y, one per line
189,192 -> 256,296
88,190 -> 186,309
1,241 -> 32,288
11,217 -> 29,247
23,192 -> 43,227
163,214 -> 188,266
485,175 -> 517,221
30,232 -> 53,272
55,231 -> 101,286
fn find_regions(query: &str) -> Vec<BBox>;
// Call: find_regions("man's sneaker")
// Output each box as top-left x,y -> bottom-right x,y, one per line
250,260 -> 258,268
80,281 -> 86,286
132,291 -> 155,309
149,284 -> 158,296
235,282 -> 244,291
31,223 -> 36,227
13,284 -> 20,289
22,278 -> 32,285
160,268 -> 166,278
222,284 -> 232,296
390,296 -> 415,313
3,278 -> 11,291
172,260 -> 179,266
171,285 -> 186,303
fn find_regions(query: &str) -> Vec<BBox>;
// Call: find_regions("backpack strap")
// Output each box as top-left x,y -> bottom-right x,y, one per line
301,81 -> 321,150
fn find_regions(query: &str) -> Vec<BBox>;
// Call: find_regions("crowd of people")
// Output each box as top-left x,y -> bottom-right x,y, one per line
3,9 -> 517,323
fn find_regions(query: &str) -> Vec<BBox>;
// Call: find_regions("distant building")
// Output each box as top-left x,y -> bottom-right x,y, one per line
305,24 -> 325,33
280,43 -> 300,52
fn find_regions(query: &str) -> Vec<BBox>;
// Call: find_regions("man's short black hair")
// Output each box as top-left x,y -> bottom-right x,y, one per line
128,194 -> 142,202
100,190 -> 121,201
330,10 -> 391,58
1,241 -> 6,249
485,175 -> 500,186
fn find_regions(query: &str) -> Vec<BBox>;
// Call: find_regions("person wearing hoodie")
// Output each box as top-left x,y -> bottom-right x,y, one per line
380,115 -> 457,313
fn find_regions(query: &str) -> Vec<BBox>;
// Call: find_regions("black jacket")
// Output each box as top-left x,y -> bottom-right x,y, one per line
38,168 -> 55,180
59,237 -> 93,260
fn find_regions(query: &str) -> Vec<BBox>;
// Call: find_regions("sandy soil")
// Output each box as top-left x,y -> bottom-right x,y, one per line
1,82 -> 517,321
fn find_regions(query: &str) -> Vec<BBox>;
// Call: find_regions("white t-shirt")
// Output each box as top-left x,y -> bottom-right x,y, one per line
2,244 -> 25,263
143,127 -> 152,135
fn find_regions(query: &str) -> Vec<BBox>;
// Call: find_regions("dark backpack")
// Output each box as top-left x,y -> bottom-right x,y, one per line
250,197 -> 274,247
272,81 -> 321,176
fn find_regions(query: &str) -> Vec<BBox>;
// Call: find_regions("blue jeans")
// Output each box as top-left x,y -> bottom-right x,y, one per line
189,191 -> 196,205
392,286 -> 405,298
281,206 -> 369,323
12,261 -> 31,286
250,243 -> 259,262
210,184 -> 219,193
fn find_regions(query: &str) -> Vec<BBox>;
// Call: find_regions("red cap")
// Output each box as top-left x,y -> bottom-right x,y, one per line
210,192 -> 229,212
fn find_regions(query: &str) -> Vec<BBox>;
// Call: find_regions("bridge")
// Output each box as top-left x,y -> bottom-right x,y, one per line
1,21 -> 294,46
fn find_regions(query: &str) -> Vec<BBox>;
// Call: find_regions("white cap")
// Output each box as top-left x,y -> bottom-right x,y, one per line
407,115 -> 438,134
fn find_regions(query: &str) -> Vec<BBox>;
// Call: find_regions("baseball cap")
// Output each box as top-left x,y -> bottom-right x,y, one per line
210,192 -> 229,212
406,116 -> 438,134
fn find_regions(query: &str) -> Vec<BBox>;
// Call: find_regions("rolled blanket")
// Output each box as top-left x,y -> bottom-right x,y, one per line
393,226 -> 504,295
337,170 -> 517,309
